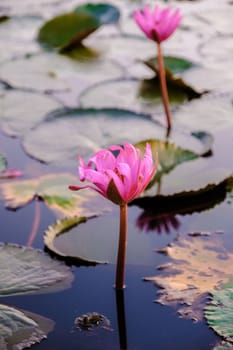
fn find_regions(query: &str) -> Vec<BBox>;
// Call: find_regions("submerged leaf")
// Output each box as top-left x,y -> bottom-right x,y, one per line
145,233 -> 233,321
0,304 -> 54,349
38,12 -> 99,51
0,173 -> 110,217
0,243 -> 73,296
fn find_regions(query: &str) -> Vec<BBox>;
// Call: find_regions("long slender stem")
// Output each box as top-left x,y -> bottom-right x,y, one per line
27,199 -> 40,247
115,203 -> 128,289
157,42 -> 172,133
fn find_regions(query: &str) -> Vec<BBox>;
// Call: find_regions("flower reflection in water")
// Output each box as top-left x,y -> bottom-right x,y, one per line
137,210 -> 180,234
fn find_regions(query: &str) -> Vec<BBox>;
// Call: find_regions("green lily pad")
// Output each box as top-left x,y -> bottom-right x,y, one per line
44,211 -> 157,266
74,3 -> 120,25
0,51 -> 122,93
0,173 -> 110,217
134,135 -> 212,184
22,108 -> 165,165
205,281 -> 233,343
144,56 -> 195,74
38,12 -> 100,51
0,243 -> 73,296
0,90 -> 61,137
0,304 -> 54,349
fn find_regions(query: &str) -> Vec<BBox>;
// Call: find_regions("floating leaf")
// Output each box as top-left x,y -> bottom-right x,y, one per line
38,12 -> 100,51
44,212 -> 157,266
80,76 -> 201,119
0,90 -> 61,137
0,52 -> 122,93
144,56 -> 195,74
145,233 -> 233,321
0,304 -> 54,349
174,96 -> 233,133
134,139 -> 199,183
0,16 -> 41,63
74,3 -> 120,25
0,243 -> 73,296
22,108 -> 164,165
0,173 -> 110,217
205,281 -> 233,345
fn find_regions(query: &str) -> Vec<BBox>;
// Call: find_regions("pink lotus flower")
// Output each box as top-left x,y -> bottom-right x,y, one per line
69,143 -> 157,205
134,5 -> 182,43
70,142 -> 157,289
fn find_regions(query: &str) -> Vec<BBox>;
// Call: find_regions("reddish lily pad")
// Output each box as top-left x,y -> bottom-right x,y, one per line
145,233 -> 233,321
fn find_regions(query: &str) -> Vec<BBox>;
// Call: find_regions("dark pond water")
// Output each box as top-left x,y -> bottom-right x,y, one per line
0,0 -> 233,349
0,127 -> 232,350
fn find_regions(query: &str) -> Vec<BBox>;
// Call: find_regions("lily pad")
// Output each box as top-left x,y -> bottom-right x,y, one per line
38,12 -> 100,51
84,34 -> 156,69
0,304 -> 54,349
80,74 -> 201,120
0,90 -> 62,137
0,173 -> 110,217
0,243 -> 73,296
173,96 -> 233,133
144,56 -> 195,74
135,139 -> 199,183
145,233 -> 233,321
0,51 -> 122,93
74,3 -> 120,25
0,16 -> 41,63
22,108 -> 165,165
44,211 -> 157,266
205,281 -> 233,344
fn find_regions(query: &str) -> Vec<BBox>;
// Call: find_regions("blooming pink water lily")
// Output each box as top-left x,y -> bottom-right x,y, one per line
134,5 -> 182,43
69,143 -> 157,205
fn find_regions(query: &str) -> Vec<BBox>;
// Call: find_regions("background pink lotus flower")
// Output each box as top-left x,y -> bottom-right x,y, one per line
70,143 -> 157,289
133,5 -> 182,133
134,5 -> 182,43
69,143 -> 157,205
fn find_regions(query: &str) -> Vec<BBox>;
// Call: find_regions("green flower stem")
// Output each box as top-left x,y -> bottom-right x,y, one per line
115,203 -> 128,289
157,42 -> 172,133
